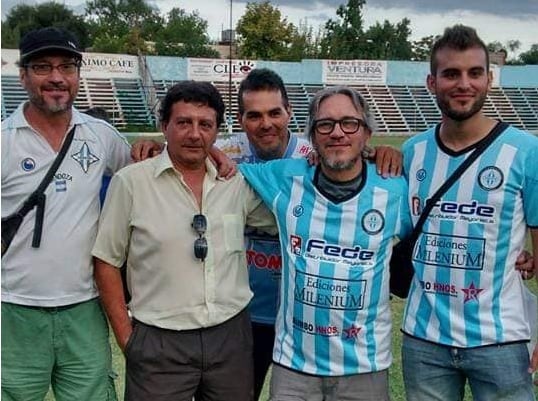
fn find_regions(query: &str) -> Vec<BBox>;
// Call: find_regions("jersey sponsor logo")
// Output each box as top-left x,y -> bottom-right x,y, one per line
361,209 -> 385,235
478,166 -> 504,191
412,196 -> 421,216
293,204 -> 304,217
290,234 -> 375,266
298,144 -> 312,156
428,199 -> 496,224
290,235 -> 302,255
419,280 -> 458,296
21,157 -> 36,171
414,233 -> 485,271
461,282 -> 483,303
293,317 -> 339,336
342,324 -> 361,340
416,168 -> 427,181
292,317 -> 339,336
294,271 -> 366,310
246,250 -> 281,270
71,142 -> 100,173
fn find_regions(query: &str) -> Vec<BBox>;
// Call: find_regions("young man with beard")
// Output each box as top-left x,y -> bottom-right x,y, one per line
400,24 -> 538,401
238,86 -> 412,400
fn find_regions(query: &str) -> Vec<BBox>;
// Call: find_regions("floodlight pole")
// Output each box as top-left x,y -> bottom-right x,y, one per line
228,0 -> 233,135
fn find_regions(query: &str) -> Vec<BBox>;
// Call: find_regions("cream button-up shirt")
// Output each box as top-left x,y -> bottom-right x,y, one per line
92,150 -> 276,330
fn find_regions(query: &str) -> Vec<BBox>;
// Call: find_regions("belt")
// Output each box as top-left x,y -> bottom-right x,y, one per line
6,298 -> 94,313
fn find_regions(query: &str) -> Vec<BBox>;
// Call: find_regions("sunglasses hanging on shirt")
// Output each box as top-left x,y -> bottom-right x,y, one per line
191,214 -> 208,262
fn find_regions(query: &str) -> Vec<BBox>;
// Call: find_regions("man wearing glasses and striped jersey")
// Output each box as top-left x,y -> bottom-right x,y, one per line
239,86 -> 413,400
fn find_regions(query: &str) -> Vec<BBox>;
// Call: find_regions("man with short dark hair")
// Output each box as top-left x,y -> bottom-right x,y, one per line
217,68 -> 312,399
401,24 -> 538,401
92,80 -> 276,401
1,27 -> 129,400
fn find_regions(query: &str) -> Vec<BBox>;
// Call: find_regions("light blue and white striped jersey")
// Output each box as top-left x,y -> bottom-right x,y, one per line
216,132 -> 312,324
240,159 -> 412,376
402,124 -> 538,348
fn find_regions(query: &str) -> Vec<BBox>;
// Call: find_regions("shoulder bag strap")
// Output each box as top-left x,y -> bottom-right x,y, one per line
17,126 -> 77,248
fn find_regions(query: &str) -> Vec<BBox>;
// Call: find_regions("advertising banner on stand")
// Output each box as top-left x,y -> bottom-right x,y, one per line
322,59 -> 387,85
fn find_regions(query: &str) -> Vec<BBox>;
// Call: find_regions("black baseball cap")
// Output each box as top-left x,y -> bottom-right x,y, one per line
19,27 -> 82,65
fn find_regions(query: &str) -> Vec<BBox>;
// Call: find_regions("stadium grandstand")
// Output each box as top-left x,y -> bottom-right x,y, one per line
2,49 -> 537,135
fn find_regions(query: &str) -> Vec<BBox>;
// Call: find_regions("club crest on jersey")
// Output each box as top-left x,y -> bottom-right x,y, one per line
478,166 -> 503,191
416,168 -> 427,181
361,209 -> 385,235
71,142 -> 99,173
21,157 -> 36,171
292,204 -> 304,217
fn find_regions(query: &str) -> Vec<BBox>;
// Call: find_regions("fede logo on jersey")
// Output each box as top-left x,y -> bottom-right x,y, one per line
289,234 -> 374,266
412,196 -> 496,224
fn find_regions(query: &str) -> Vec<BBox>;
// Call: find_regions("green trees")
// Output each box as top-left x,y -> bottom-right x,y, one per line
235,1 -> 323,61
85,0 -> 217,56
519,44 -> 538,65
411,35 -> 436,61
320,0 -> 367,59
1,0 -> 216,57
154,8 -> 218,57
85,0 -> 162,54
319,0 -> 413,60
362,18 -> 413,60
236,1 -> 294,60
2,2 -> 89,49
1,0 -> 536,64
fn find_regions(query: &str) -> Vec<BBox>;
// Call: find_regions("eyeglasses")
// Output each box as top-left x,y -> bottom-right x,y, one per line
25,62 -> 80,76
313,118 -> 366,135
192,214 -> 208,262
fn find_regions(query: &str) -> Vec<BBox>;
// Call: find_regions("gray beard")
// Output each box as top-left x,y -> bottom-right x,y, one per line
320,155 -> 359,172
30,94 -> 71,114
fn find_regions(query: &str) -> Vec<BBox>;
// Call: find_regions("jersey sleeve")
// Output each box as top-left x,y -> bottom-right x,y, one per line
398,184 -> 413,239
241,180 -> 277,235
238,162 -> 280,206
523,144 -> 538,227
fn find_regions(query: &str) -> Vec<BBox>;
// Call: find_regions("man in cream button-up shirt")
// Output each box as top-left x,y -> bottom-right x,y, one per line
92,81 -> 275,401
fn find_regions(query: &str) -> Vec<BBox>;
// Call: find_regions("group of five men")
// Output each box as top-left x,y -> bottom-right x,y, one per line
2,23 -> 537,401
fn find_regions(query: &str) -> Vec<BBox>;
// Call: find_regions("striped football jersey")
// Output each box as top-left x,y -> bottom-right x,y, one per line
240,159 -> 412,376
402,124 -> 538,348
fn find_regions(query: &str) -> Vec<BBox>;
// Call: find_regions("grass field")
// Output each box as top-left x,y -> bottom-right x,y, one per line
45,134 -> 537,400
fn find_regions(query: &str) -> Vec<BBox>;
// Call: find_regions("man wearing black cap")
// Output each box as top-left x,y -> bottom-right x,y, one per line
1,27 -> 129,400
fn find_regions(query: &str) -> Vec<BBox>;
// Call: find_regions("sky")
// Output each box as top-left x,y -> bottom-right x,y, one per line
2,0 -> 537,57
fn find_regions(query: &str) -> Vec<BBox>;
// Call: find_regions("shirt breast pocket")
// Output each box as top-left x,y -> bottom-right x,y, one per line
222,214 -> 244,252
